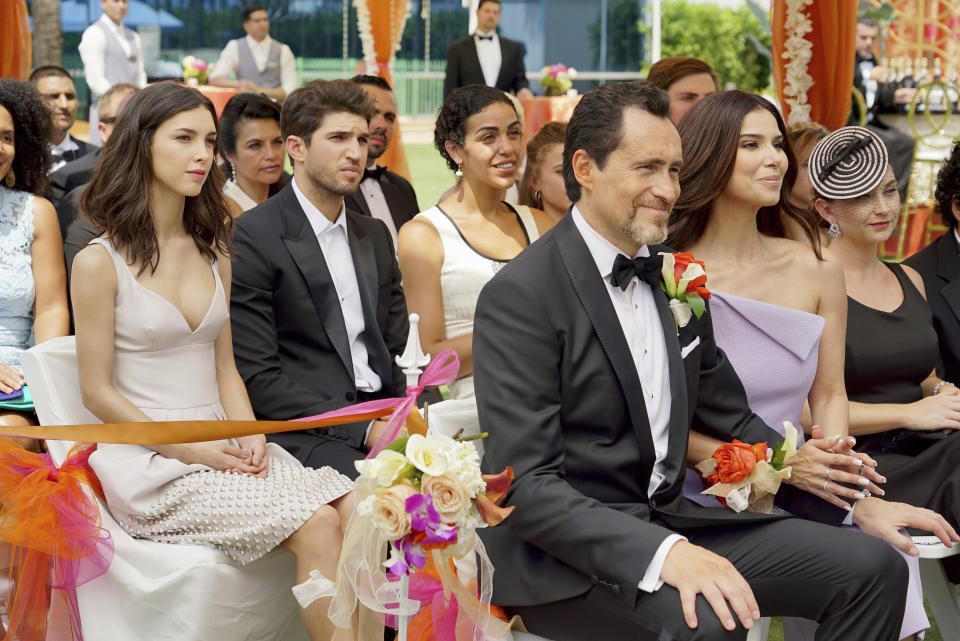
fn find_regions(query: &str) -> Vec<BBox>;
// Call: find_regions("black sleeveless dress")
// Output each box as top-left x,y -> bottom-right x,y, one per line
845,262 -> 960,530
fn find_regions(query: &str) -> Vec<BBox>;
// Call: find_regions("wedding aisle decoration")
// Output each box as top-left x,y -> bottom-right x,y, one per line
539,63 -> 577,96
695,421 -> 800,513
181,56 -> 209,86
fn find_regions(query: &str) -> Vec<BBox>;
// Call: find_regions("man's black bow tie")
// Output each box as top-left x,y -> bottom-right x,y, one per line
364,165 -> 386,181
476,34 -> 494,41
610,253 -> 663,290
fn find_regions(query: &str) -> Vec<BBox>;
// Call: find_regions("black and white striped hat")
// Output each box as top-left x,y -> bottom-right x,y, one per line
807,126 -> 889,199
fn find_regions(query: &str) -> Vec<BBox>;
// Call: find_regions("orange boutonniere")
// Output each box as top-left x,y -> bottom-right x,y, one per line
659,252 -> 711,329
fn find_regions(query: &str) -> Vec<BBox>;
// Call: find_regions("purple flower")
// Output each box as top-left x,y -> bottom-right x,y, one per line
406,493 -> 458,544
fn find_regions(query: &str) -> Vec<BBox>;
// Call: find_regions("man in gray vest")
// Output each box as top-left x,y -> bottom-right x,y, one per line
209,4 -> 297,101
78,0 -> 146,145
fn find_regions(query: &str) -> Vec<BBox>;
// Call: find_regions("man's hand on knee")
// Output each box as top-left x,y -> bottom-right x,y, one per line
660,540 -> 760,632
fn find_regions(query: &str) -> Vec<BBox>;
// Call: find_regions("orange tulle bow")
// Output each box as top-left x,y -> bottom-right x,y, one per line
0,438 -> 112,641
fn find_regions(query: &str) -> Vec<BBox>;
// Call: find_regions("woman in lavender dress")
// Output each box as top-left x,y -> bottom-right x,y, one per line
668,91 -> 927,640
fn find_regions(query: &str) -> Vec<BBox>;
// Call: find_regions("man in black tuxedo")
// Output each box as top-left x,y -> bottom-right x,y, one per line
906,143 -> 960,382
443,0 -> 533,99
230,80 -> 409,477
29,66 -> 90,173
50,83 -> 138,238
474,80 -> 957,640
345,75 -> 420,250
849,15 -> 916,200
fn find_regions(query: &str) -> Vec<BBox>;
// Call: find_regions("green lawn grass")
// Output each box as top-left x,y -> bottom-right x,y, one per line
404,142 -> 456,210
399,142 -> 953,641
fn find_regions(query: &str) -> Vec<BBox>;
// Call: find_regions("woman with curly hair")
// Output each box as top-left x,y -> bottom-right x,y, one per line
905,141 -> 960,384
0,78 -> 69,451
397,85 -> 554,442
518,120 -> 570,222
71,81 -> 357,641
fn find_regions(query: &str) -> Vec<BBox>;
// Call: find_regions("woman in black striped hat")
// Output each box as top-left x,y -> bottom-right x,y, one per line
812,127 -> 960,571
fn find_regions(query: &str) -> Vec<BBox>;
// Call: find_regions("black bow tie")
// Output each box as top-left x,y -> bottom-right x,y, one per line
476,34 -> 494,41
364,165 -> 386,181
610,253 -> 662,291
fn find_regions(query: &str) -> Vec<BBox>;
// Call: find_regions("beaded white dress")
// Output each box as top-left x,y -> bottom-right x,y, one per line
86,237 -> 353,564
0,186 -> 35,370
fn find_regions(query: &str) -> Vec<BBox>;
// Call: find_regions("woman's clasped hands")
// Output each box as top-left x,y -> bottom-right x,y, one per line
166,434 -> 269,478
782,425 -> 885,510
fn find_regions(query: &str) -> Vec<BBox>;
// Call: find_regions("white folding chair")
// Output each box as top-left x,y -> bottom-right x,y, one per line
914,534 -> 960,637
21,336 -> 308,641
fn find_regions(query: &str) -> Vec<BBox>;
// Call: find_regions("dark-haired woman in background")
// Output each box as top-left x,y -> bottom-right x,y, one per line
646,56 -> 719,125
219,92 -> 286,217
398,85 -> 554,443
71,82 -> 356,641
0,78 -> 69,451
905,141 -> 960,385
811,128 -> 960,586
518,120 -> 570,222
669,95 -> 927,640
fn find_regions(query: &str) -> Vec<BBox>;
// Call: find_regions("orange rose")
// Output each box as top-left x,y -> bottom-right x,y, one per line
712,440 -> 759,483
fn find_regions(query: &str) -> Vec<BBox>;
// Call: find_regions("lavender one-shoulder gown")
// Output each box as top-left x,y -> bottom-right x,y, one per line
682,291 -> 927,640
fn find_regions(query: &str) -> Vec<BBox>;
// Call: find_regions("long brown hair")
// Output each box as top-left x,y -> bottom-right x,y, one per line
667,90 -> 822,258
518,121 -> 566,209
81,81 -> 231,275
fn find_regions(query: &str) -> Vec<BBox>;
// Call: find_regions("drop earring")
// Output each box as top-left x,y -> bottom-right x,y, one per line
454,164 -> 463,178
827,222 -> 841,238
4,169 -> 14,188
230,163 -> 236,183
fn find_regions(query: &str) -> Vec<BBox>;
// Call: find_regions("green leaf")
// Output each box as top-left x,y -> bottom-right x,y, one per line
687,294 -> 706,319
385,436 -> 408,454
770,437 -> 789,470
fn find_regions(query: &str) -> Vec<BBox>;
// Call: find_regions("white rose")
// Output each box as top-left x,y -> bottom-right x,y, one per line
405,434 -> 450,476
444,441 -> 485,496
354,449 -> 409,487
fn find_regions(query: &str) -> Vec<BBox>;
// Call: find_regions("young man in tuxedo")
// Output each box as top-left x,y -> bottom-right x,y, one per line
473,80 -> 957,640
443,0 -> 534,99
230,80 -> 409,478
29,66 -> 89,173
344,75 -> 420,250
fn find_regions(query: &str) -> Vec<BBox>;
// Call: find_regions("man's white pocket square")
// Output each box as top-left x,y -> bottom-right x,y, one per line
680,336 -> 701,359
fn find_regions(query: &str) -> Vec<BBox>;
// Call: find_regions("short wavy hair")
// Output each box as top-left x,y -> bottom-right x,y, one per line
936,141 -> 960,228
434,85 -> 517,172
0,78 -> 53,195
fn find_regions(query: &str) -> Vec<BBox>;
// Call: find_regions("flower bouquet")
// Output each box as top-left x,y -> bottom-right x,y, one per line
659,251 -> 710,330
539,63 -> 577,96
181,56 -> 209,86
695,422 -> 800,513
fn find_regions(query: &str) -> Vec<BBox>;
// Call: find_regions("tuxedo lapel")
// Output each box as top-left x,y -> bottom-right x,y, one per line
379,178 -> 413,230
350,186 -> 373,218
651,278 -> 690,489
936,232 -> 960,326
464,39 -> 483,84
278,188 -> 353,377
495,38 -> 510,89
347,213 -> 392,382
554,218 -> 657,479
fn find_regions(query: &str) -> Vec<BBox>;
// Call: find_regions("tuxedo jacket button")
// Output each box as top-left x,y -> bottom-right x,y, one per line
590,575 -> 599,584
345,391 -> 356,401
611,584 -> 621,593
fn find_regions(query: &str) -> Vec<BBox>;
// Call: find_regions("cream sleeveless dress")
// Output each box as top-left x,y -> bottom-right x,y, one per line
415,204 -> 540,451
86,237 -> 353,564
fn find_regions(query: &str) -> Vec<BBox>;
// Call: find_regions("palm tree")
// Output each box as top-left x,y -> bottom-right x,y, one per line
32,0 -> 63,67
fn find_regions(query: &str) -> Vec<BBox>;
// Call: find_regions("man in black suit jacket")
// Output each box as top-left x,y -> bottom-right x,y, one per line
443,0 -> 533,99
30,66 -> 91,172
345,75 -> 420,249
905,144 -> 960,382
474,81 -> 956,640
230,80 -> 409,477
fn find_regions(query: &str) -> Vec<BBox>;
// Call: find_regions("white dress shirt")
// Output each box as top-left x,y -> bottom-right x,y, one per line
358,165 -> 399,251
49,134 -> 81,173
292,177 -> 382,393
209,35 -> 298,96
858,58 -> 878,110
571,206 -> 685,593
474,30 -> 502,88
78,14 -> 147,97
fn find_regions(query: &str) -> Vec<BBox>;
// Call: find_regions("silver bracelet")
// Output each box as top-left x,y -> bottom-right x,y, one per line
934,381 -> 955,395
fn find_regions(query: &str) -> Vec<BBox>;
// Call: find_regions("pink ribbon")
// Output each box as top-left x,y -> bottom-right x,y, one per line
407,572 -> 460,641
291,349 -> 460,458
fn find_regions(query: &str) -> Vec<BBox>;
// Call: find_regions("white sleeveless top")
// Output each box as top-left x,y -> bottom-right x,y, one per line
223,179 -> 259,213
415,203 -> 540,399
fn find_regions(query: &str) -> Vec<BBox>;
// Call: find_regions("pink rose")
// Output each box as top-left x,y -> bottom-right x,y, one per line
370,484 -> 417,540
422,474 -> 469,524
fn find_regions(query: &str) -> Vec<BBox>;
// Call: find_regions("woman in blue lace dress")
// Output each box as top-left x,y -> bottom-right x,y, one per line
0,79 -> 70,451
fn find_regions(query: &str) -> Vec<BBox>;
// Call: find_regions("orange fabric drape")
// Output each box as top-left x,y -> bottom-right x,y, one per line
0,0 -> 32,80
364,0 -> 412,182
772,0 -> 858,130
